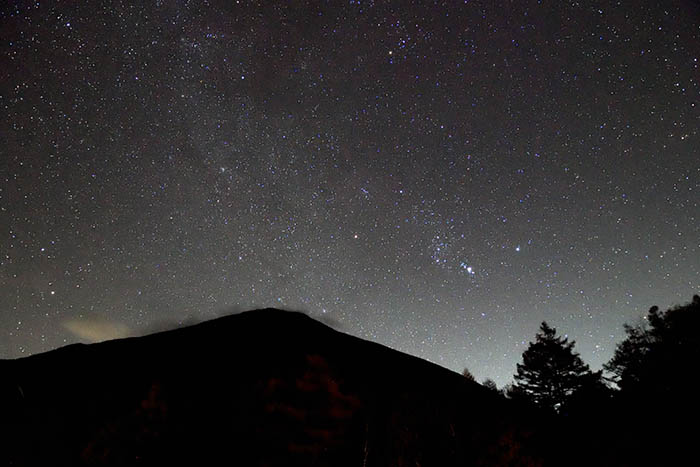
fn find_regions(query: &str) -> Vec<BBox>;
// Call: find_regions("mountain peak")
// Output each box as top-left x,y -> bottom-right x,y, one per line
0,308 -> 539,466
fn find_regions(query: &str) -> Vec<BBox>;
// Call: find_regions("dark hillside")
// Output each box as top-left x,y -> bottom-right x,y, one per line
1,309 -> 550,466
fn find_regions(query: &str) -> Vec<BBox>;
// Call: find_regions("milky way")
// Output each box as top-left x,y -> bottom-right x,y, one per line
2,0 -> 698,385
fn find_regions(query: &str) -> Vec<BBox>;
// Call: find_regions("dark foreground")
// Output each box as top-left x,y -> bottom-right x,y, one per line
0,308 -> 685,466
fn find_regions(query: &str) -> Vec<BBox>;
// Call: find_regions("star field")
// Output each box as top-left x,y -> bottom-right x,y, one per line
1,0 -> 698,386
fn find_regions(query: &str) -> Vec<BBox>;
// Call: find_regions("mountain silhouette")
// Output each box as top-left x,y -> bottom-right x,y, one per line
1,309 -> 548,466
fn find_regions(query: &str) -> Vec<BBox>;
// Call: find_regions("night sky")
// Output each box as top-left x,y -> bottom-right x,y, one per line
2,0 -> 698,386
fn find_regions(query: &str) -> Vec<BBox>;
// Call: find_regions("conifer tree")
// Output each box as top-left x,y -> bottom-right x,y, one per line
605,295 -> 700,395
513,322 -> 593,412
601,295 -> 700,466
461,367 -> 476,381
482,378 -> 498,392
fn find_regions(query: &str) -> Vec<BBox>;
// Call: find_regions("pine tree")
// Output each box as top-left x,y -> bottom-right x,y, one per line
602,295 -> 700,465
513,322 -> 593,412
461,367 -> 476,381
605,295 -> 700,395
482,378 -> 498,392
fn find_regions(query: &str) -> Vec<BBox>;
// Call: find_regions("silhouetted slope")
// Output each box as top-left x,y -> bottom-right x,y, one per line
1,309 -> 547,466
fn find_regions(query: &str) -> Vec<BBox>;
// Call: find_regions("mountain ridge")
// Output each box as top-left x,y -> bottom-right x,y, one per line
1,308 -> 546,466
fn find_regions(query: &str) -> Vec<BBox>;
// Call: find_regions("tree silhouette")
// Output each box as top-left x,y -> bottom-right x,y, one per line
603,295 -> 700,466
602,313 -> 654,391
513,322 -> 593,412
482,378 -> 498,392
605,294 -> 700,396
461,367 -> 475,381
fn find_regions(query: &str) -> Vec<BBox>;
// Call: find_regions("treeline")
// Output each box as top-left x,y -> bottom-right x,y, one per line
465,294 -> 700,465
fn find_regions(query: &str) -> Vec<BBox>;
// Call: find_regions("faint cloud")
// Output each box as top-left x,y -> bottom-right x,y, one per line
62,313 -> 133,343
